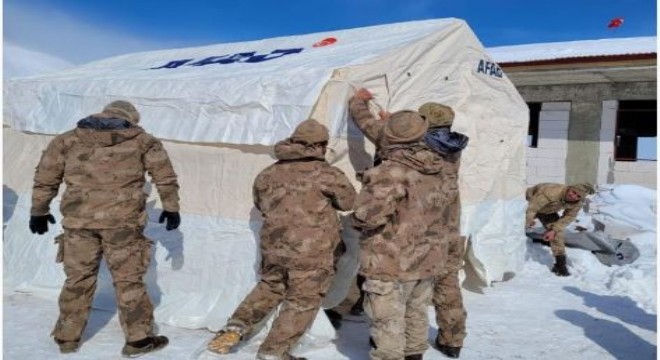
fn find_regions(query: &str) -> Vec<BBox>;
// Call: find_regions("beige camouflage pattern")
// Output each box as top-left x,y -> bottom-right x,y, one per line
363,278 -> 433,360
349,94 -> 468,348
31,119 -> 179,229
52,228 -> 155,342
433,254 -> 467,348
254,139 -> 356,270
352,144 -> 449,282
220,138 -> 355,358
225,264 -> 333,358
526,183 -> 584,256
536,212 -> 567,256
432,155 -> 467,348
31,110 -> 180,346
348,95 -> 388,153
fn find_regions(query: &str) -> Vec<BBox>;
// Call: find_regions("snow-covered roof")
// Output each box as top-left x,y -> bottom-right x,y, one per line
488,36 -> 657,64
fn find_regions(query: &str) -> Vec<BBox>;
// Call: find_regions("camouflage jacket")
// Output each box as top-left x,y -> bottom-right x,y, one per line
349,96 -> 466,166
352,144 -> 450,282
525,183 -> 582,231
253,139 -> 356,270
31,116 -> 180,229
348,96 -> 389,154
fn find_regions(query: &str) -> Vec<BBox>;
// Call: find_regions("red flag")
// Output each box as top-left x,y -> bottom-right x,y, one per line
608,17 -> 624,29
313,37 -> 337,48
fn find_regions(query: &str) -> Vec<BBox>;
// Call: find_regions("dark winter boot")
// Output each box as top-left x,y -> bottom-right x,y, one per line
404,354 -> 423,360
324,308 -> 343,329
435,337 -> 461,358
551,255 -> 570,276
349,298 -> 364,316
55,338 -> 80,354
350,275 -> 367,316
256,353 -> 307,360
121,335 -> 169,358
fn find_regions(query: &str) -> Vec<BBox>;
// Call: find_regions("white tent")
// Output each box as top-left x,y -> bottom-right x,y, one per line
3,41 -> 73,79
3,18 -> 528,344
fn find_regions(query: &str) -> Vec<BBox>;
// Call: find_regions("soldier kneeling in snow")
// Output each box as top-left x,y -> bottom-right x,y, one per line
525,183 -> 595,276
207,119 -> 356,360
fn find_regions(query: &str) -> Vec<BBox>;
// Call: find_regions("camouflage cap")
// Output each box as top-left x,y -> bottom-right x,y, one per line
418,102 -> 455,128
383,110 -> 428,144
291,119 -> 329,144
103,100 -> 140,124
570,183 -> 596,196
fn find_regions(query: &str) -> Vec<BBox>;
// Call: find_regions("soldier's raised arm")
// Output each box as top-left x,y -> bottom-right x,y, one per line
348,88 -> 385,145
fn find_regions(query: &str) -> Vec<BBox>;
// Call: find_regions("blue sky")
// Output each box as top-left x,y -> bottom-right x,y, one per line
4,0 -> 657,63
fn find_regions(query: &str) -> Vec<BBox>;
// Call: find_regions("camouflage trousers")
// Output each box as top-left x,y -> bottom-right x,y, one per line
225,263 -> 333,359
536,213 -> 566,256
363,278 -> 433,360
432,235 -> 467,347
433,192 -> 467,347
52,227 -> 154,342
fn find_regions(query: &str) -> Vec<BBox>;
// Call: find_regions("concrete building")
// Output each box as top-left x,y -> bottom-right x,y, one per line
489,37 -> 657,189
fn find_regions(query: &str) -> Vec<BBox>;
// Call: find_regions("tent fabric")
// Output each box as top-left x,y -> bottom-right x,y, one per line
3,130 -> 336,341
3,18 -> 529,340
4,19 -> 457,145
526,230 -> 641,266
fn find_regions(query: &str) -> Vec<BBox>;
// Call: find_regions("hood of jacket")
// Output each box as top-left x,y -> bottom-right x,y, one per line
273,138 -> 326,161
424,127 -> 469,159
74,115 -> 144,147
381,142 -> 445,175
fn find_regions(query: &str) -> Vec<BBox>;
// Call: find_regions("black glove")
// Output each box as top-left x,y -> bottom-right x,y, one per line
29,214 -> 56,235
158,211 -> 180,231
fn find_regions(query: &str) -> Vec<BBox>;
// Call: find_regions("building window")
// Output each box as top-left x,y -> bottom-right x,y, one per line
527,102 -> 541,148
615,100 -> 657,161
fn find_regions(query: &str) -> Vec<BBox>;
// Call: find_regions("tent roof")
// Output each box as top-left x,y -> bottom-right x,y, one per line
18,18 -> 460,81
4,18 -> 471,145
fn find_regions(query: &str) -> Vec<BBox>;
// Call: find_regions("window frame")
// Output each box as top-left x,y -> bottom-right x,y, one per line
614,100 -> 657,162
527,102 -> 541,148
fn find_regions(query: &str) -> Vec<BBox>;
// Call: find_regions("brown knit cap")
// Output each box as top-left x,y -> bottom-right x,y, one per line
570,183 -> 596,196
291,119 -> 329,144
103,100 -> 140,124
418,102 -> 455,128
383,110 -> 428,144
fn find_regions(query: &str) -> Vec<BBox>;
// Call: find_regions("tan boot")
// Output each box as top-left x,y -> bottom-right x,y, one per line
207,330 -> 241,354
54,338 -> 80,354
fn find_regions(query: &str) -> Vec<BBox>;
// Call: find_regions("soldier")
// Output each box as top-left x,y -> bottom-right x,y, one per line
526,183 -> 595,276
346,87 -> 388,316
418,102 -> 469,359
353,111 -> 448,360
29,100 -> 180,357
207,119 -> 356,360
349,88 -> 470,358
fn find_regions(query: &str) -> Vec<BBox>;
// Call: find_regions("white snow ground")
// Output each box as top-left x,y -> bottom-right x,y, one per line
3,184 -> 657,360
